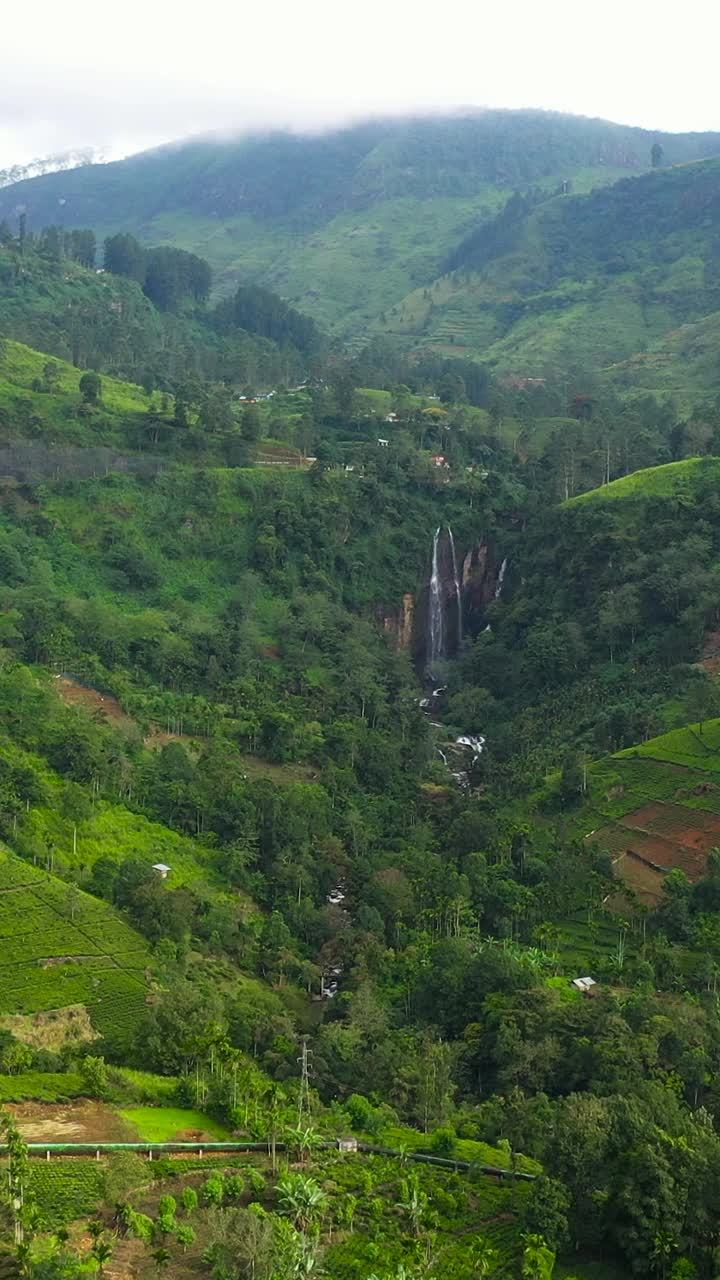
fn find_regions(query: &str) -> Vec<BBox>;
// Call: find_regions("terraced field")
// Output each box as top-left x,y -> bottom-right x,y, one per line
0,848 -> 150,1049
583,721 -> 720,903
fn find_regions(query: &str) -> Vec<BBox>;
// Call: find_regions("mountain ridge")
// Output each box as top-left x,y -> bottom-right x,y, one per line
2,108 -> 720,337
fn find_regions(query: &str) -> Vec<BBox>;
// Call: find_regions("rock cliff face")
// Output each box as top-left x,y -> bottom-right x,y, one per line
384,535 -> 504,672
383,593 -> 415,651
461,539 -> 499,633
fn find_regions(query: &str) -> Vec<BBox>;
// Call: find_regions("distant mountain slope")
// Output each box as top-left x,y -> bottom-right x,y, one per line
5,111 -> 719,227
378,156 -> 720,392
0,148 -> 111,190
3,111 -> 720,336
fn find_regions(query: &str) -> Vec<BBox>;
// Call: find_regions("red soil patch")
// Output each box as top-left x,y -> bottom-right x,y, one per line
612,852 -> 665,906
700,629 -> 720,676
589,800 -> 720,905
7,1101 -> 136,1144
55,676 -> 199,752
621,802 -> 720,847
54,676 -> 134,730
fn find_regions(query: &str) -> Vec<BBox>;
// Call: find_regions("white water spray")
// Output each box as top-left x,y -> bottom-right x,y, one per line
429,527 -> 443,669
494,557 -> 508,600
448,526 -> 463,649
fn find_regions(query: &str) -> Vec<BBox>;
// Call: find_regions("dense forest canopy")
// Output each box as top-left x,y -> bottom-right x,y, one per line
3,112 -> 720,1280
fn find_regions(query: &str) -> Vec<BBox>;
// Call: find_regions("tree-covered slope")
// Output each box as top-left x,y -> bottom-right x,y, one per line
443,454 -> 720,809
377,156 -> 720,391
0,229 -> 321,391
3,110 -> 720,336
6,111 -> 717,227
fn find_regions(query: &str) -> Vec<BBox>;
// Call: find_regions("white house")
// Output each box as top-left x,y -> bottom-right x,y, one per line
571,976 -> 596,993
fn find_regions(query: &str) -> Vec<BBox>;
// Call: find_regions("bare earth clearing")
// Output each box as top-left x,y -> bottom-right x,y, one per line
7,1100 -> 136,1143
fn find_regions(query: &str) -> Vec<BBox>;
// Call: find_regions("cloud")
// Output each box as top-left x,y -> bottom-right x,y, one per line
2,0 -> 720,164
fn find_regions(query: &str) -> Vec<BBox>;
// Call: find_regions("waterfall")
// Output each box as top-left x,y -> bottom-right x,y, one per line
429,527 -> 443,669
448,527 -> 463,649
456,734 -> 486,760
494,557 -> 508,599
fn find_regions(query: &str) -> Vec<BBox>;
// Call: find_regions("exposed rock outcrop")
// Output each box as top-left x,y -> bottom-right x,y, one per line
461,538 -> 499,632
385,534 -> 506,673
383,592 -> 415,651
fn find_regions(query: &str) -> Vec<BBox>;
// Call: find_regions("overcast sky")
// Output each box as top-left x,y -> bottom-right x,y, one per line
3,0 -> 720,166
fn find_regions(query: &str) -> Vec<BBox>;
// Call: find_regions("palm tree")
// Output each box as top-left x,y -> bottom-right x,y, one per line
522,1232 -> 555,1280
398,1176 -> 428,1237
14,1242 -> 32,1278
91,1238 -> 113,1278
340,1193 -> 358,1233
277,1172 -> 328,1233
265,1080 -> 286,1174
470,1237 -> 499,1278
285,1125 -> 321,1167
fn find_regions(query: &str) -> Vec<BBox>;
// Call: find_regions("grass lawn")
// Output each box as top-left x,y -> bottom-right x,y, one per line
117,1106 -> 230,1142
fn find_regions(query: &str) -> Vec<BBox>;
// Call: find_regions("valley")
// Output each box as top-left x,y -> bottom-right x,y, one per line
1,106 -> 720,1280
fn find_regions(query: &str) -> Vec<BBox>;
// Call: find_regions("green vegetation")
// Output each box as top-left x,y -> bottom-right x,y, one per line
0,1071 -> 84,1102
29,1160 -> 104,1229
4,109 -> 720,347
0,846 -> 150,1048
568,456 -> 720,504
5,112 -> 720,1280
118,1107 -> 230,1141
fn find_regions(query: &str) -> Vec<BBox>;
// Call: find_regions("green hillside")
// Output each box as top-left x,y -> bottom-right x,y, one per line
7,110 -> 715,229
0,230 -> 319,393
566,455 -> 720,503
375,156 -> 720,396
0,845 -> 150,1047
7,112 -> 720,1280
0,336 -> 152,445
3,110 -> 720,341
577,719 -> 720,905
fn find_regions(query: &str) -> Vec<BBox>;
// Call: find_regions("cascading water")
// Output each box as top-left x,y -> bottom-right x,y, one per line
429,527 -> 443,670
455,734 -> 485,760
423,527 -> 486,782
448,526 -> 463,650
494,556 -> 508,600
428,527 -> 464,672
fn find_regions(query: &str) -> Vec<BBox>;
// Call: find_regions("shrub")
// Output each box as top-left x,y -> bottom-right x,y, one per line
127,1210 -> 154,1242
180,1186 -> 198,1215
176,1223 -> 196,1253
202,1174 -> 224,1206
429,1128 -> 457,1158
344,1093 -> 384,1136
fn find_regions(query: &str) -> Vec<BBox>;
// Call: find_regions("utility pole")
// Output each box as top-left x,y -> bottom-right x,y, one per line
297,1038 -> 312,1129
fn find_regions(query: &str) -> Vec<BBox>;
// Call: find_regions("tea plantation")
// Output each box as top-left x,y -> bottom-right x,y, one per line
0,847 -> 150,1050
